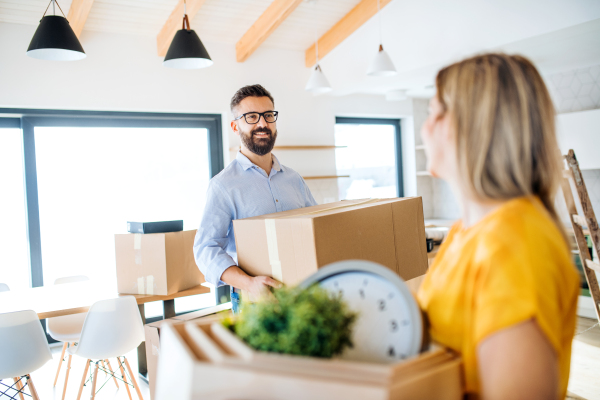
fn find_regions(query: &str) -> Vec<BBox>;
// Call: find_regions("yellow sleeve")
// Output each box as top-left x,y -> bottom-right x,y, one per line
472,240 -> 565,354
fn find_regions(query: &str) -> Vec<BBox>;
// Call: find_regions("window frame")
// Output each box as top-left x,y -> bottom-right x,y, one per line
334,117 -> 404,198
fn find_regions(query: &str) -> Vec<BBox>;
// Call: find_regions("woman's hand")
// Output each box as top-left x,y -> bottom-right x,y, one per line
477,319 -> 559,400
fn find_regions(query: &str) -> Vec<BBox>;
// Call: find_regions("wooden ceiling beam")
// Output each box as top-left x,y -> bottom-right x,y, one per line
305,0 -> 393,67
67,0 -> 95,38
236,0 -> 304,62
157,0 -> 207,57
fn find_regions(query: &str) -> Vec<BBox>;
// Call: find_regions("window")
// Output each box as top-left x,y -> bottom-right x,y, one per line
1,109 -> 223,316
335,118 -> 403,200
0,123 -> 29,291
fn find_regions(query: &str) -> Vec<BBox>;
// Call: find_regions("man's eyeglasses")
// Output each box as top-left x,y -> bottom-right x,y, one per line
233,111 -> 279,124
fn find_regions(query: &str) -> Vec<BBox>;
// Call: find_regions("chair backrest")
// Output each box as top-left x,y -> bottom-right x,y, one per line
0,310 -> 52,379
47,276 -> 90,338
54,275 -> 89,285
75,296 -> 144,360
0,283 -> 10,292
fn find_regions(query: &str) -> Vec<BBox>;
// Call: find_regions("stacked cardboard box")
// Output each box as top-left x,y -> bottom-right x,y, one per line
115,230 -> 204,295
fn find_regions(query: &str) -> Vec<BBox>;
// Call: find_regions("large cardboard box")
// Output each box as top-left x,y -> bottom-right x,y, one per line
144,303 -> 232,400
155,318 -> 463,400
233,197 -> 428,286
115,230 -> 204,295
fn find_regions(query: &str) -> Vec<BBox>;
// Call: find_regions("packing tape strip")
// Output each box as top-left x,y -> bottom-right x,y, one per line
137,276 -> 145,295
134,234 -> 142,265
265,219 -> 283,282
146,275 -> 154,295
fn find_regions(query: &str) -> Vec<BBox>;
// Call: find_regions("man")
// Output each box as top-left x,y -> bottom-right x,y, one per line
194,84 -> 317,308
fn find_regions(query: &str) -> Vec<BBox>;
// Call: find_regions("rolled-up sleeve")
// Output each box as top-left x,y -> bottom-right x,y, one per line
193,180 -> 236,287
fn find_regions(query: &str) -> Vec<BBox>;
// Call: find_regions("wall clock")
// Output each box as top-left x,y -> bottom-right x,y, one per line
299,260 -> 425,363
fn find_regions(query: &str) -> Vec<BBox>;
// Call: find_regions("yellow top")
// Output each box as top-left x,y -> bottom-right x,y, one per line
418,197 -> 579,397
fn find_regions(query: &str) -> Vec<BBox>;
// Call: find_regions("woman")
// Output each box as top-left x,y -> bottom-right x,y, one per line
418,53 -> 580,400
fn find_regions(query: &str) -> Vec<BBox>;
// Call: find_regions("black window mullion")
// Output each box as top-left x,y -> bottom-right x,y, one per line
21,117 -> 44,289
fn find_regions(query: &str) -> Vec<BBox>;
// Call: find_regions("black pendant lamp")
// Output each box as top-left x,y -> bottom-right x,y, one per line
27,0 -> 86,61
163,0 -> 212,69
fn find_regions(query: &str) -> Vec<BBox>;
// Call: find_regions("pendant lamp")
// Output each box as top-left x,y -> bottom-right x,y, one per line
27,0 -> 86,61
367,0 -> 396,77
163,0 -> 212,69
305,1 -> 332,94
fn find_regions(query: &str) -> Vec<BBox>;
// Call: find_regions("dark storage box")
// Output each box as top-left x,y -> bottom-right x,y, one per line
127,220 -> 183,234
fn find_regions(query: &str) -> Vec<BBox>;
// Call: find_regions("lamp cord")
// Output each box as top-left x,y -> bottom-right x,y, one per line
182,0 -> 191,30
377,0 -> 382,46
314,1 -> 319,66
43,0 -> 66,18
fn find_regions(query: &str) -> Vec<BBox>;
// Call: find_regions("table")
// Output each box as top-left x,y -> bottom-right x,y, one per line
0,281 -> 211,377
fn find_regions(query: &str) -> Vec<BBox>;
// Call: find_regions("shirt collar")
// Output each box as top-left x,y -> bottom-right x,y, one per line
236,151 -> 285,172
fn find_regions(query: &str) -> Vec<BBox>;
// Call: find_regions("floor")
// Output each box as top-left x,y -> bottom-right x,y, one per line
567,317 -> 600,400
2,317 -> 599,400
3,346 -> 150,400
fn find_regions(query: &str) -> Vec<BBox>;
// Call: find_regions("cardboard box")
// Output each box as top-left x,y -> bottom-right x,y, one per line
233,198 -> 428,287
115,229 -> 204,295
155,318 -> 463,400
145,303 -> 232,399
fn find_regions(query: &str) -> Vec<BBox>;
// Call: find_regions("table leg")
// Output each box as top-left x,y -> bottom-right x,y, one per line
137,303 -> 147,378
163,299 -> 176,320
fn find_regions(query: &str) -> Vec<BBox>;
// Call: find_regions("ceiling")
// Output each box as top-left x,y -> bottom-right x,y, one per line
1,0 -> 600,97
0,0 -> 360,50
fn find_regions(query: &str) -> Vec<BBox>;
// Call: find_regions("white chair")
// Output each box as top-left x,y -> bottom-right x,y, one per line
47,275 -> 117,400
0,310 -> 52,400
0,283 -> 9,292
69,296 -> 145,400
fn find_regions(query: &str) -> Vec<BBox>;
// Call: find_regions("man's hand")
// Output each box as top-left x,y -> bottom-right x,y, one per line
221,266 -> 282,300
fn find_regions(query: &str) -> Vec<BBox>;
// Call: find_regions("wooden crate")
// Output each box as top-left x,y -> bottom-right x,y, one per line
155,318 -> 463,400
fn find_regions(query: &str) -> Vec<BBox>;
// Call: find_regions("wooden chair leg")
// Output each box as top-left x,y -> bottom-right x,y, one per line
54,342 -> 68,386
76,359 -> 90,400
13,377 -> 25,400
118,357 -> 133,400
90,362 -> 99,400
26,375 -> 40,400
123,356 -> 144,400
105,359 -> 119,388
61,353 -> 72,400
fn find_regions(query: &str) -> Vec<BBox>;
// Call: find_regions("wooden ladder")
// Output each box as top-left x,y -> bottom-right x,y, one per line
561,149 -> 600,323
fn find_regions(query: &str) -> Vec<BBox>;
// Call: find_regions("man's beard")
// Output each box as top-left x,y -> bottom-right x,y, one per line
240,126 -> 277,156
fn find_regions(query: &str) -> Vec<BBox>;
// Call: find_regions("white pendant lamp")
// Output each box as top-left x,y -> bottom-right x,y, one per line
305,65 -> 332,94
367,0 -> 396,77
305,0 -> 332,94
27,0 -> 86,61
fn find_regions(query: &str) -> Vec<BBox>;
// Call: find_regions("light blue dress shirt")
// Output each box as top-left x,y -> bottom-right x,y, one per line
194,151 -> 318,287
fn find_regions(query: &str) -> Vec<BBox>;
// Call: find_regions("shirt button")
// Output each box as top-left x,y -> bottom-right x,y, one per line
276,199 -> 279,202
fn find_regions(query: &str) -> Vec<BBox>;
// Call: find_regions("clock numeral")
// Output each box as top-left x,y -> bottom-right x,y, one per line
378,300 -> 386,311
334,281 -> 339,288
338,289 -> 344,296
388,292 -> 394,299
401,319 -> 410,327
388,346 -> 396,357
390,320 -> 398,332
359,289 -> 365,299
363,279 -> 368,286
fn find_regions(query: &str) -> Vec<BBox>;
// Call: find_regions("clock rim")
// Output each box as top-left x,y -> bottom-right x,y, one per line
298,260 -> 424,360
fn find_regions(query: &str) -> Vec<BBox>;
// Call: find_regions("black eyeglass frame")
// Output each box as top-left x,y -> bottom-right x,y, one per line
233,111 -> 279,124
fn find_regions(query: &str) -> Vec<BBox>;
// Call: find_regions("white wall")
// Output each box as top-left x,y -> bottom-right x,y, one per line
0,22 -> 411,203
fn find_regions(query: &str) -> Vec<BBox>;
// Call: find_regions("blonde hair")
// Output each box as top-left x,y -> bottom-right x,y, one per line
435,53 -> 565,233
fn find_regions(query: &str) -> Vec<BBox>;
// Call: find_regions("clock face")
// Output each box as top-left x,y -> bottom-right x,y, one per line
300,261 -> 423,364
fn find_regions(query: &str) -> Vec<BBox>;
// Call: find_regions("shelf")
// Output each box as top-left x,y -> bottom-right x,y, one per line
229,145 -> 346,151
415,145 -> 426,150
303,175 -> 350,180
416,171 -> 432,176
